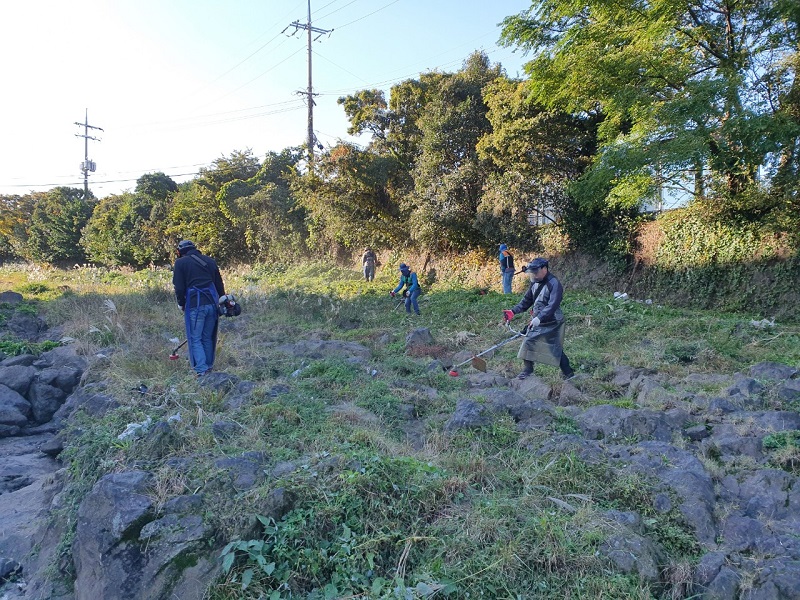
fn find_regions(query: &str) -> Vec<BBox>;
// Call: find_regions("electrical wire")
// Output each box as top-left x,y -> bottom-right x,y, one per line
330,0 -> 401,30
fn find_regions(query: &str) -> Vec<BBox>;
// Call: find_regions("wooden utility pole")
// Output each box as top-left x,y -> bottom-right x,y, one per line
74,109 -> 103,197
284,0 -> 332,164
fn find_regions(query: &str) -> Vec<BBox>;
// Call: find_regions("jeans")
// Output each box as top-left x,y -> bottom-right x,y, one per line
405,289 -> 421,314
502,269 -> 514,294
363,264 -> 375,281
188,303 -> 217,375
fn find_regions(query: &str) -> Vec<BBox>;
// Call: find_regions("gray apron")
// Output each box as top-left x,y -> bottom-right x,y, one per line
517,320 -> 565,367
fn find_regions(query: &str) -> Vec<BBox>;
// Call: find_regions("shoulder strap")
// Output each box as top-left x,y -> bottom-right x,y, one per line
190,253 -> 212,273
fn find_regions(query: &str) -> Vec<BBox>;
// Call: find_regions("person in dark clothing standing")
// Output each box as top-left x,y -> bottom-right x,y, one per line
172,240 -> 226,376
362,247 -> 377,281
502,257 -> 574,380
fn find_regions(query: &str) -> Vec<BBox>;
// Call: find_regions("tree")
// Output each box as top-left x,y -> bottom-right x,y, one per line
292,143 -> 408,251
27,187 -> 94,264
500,0 -> 800,217
477,76 -> 598,248
408,52 -> 502,250
0,193 -> 37,259
216,149 -> 307,260
166,150 -> 262,263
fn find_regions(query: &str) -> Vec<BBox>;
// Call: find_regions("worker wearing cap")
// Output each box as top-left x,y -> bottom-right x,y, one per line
390,263 -> 421,315
502,257 -> 574,380
173,240 -> 226,376
498,243 -> 515,294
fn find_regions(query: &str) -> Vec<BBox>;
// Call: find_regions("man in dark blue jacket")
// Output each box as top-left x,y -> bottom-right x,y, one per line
172,240 -> 226,376
502,257 -> 574,380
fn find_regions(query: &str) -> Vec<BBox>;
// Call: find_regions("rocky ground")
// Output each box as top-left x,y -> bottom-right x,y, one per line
1,290 -> 799,599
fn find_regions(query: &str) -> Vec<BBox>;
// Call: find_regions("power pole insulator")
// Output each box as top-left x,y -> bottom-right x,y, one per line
74,108 -> 103,197
286,0 -> 332,165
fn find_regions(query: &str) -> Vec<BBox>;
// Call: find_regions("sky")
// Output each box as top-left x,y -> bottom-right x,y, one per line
0,0 -> 531,198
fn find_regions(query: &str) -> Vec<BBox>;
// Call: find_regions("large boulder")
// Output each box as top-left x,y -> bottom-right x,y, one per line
73,471 -> 219,600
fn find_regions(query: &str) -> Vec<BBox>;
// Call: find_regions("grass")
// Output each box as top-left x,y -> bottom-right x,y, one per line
3,259 -> 799,599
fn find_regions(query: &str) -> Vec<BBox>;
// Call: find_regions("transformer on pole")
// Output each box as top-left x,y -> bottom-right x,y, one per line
284,0 -> 332,165
74,109 -> 103,196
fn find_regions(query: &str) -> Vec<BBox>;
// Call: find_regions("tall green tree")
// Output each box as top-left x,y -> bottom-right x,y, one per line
477,76 -> 598,248
167,150 -> 261,263
0,193 -> 37,259
216,148 -> 307,259
408,52 -> 502,250
292,143 -> 408,251
501,0 -> 800,217
27,187 -> 94,264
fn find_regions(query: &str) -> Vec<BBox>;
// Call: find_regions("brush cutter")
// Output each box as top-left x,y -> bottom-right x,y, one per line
447,322 -> 527,376
168,339 -> 187,360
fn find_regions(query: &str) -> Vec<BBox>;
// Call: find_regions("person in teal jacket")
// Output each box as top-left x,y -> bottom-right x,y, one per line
390,263 -> 421,315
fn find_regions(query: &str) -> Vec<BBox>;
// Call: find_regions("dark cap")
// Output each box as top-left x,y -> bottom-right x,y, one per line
527,257 -> 549,271
399,263 -> 409,271
177,240 -> 196,253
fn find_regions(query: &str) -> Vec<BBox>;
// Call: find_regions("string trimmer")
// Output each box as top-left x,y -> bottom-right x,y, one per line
168,339 -> 187,360
447,322 -> 527,376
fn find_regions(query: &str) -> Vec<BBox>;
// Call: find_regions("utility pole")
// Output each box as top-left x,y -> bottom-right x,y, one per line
284,0 -> 332,164
74,109 -> 103,197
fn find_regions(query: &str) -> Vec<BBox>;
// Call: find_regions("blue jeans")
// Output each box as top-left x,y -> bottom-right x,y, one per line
188,303 -> 217,375
405,289 -> 421,314
502,269 -> 514,294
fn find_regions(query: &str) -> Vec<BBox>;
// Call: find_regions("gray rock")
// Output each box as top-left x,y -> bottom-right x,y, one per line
721,515 -> 764,552
211,421 -> 241,439
35,366 -> 82,393
703,566 -> 740,600
684,424 -> 710,441
701,425 -> 762,460
444,399 -> 493,432
748,558 -> 800,600
0,290 -> 24,304
0,556 -> 21,581
599,531 -> 664,582
0,366 -> 36,396
778,379 -> 800,401
509,373 -> 551,400
404,327 -> 434,350
0,384 -> 31,419
749,362 -> 798,381
72,470 -> 219,600
738,469 -> 796,521
0,354 -> 36,367
7,313 -> 45,341
576,405 -> 686,442
728,374 -> 764,397
214,454 -> 267,490
52,385 -> 119,425
27,382 -> 67,424
276,339 -> 371,360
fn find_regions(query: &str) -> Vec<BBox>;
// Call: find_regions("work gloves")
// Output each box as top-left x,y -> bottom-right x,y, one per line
503,310 -> 514,322
529,317 -> 541,329
390,291 -> 396,298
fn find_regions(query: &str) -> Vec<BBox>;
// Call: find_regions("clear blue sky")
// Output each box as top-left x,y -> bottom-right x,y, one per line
0,0 -> 531,197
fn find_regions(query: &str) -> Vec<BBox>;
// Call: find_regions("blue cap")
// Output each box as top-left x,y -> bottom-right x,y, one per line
498,244 -> 508,251
527,257 -> 549,270
399,263 -> 409,271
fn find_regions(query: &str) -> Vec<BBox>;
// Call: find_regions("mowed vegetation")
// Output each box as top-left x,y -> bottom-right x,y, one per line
3,261 -> 799,599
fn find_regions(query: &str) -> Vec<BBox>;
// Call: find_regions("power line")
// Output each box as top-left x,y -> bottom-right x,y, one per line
330,0 -> 401,30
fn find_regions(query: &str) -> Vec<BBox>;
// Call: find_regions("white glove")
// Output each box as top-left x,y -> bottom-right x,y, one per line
530,317 -> 540,329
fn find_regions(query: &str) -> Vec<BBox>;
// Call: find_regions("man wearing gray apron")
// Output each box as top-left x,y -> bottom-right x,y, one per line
503,257 -> 575,380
